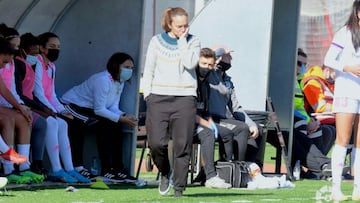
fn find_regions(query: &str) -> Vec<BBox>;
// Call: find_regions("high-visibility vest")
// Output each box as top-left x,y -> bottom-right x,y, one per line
294,75 -> 310,122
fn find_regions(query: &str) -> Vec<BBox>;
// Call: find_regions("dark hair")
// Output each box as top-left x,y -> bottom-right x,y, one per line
346,0 -> 360,50
200,47 -> 215,60
0,37 -> 16,55
20,33 -> 39,50
297,48 -> 307,58
38,32 -> 58,47
0,23 -> 19,40
161,7 -> 188,32
106,52 -> 134,81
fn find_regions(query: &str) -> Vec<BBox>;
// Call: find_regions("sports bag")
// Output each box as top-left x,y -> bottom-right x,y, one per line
215,160 -> 250,188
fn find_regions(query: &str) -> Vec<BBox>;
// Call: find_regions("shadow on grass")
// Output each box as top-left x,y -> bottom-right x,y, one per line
6,181 -> 158,192
185,191 -> 275,198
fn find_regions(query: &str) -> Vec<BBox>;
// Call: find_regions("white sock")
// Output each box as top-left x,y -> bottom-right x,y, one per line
45,117 -> 62,172
0,136 -> 9,153
351,145 -> 355,167
2,160 -> 14,175
353,148 -> 360,196
56,118 -> 74,172
17,144 -> 30,171
332,144 -> 347,193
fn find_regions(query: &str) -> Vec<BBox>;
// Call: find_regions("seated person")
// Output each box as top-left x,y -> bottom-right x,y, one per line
291,48 -> 335,179
33,32 -> 89,183
193,48 -> 231,189
0,37 -> 29,165
207,45 -> 259,164
0,25 -> 44,184
295,49 -> 335,156
62,52 -> 138,183
15,32 -> 49,176
302,64 -> 336,125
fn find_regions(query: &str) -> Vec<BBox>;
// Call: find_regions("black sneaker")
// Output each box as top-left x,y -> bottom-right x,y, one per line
77,168 -> 96,180
115,171 -> 137,183
30,160 -> 48,179
158,173 -> 171,195
193,167 -> 206,185
101,171 -> 125,183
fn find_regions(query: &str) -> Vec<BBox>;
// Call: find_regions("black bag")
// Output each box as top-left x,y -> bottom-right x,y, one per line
215,160 -> 250,188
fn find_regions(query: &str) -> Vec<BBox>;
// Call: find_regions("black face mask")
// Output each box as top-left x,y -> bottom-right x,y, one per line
46,49 -> 60,62
327,78 -> 335,84
13,49 -> 20,56
198,66 -> 210,78
217,61 -> 231,71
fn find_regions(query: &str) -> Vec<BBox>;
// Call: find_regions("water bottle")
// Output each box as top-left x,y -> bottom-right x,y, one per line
90,157 -> 100,176
293,160 -> 300,180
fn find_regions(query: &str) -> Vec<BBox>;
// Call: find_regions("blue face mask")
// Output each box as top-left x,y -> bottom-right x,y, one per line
120,68 -> 133,81
26,55 -> 38,66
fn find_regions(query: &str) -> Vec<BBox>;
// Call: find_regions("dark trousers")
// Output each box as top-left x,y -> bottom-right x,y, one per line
146,94 -> 196,192
66,104 -> 125,173
215,118 -> 248,161
314,124 -> 336,155
194,125 -> 216,180
290,128 -> 330,172
246,128 -> 263,164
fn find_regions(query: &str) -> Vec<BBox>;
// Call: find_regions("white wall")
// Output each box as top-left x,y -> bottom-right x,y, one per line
190,0 -> 274,111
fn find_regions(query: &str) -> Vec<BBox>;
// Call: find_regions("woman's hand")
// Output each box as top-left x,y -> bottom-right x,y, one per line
18,105 -> 32,124
179,27 -> 189,40
344,64 -> 360,77
118,114 -> 138,128
61,111 -> 74,120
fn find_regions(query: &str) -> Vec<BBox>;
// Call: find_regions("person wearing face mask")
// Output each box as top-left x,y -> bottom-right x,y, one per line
285,48 -> 339,180
0,24 -> 46,184
62,52 -> 141,185
207,45 -> 256,166
193,48 -> 231,189
0,37 -> 30,166
14,32 -> 57,178
32,32 -> 90,184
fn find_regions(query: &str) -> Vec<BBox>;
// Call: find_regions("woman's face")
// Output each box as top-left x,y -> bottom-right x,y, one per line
120,59 -> 134,70
25,45 -> 40,56
9,37 -> 20,50
168,15 -> 188,38
40,37 -> 60,55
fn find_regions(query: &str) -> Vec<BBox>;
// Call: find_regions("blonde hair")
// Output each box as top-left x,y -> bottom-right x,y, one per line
161,7 -> 188,32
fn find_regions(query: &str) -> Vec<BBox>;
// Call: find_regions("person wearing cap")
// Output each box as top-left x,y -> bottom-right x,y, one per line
193,47 -> 231,189
207,45 -> 259,164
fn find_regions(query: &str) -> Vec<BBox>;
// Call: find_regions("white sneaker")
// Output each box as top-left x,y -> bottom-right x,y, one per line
0,177 -> 7,189
331,191 -> 348,201
205,175 -> 231,189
